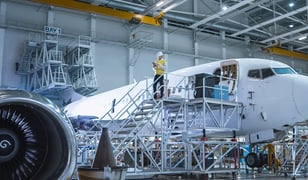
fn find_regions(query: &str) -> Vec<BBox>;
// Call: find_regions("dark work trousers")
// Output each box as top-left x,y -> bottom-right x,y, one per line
153,74 -> 164,99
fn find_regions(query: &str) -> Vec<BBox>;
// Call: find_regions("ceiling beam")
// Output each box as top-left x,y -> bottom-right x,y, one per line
31,0 -> 162,26
296,46 -> 308,51
231,5 -> 308,37
189,0 -> 254,29
261,26 -> 308,43
280,33 -> 308,45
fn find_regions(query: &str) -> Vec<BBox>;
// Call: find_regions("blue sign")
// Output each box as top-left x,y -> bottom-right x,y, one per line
44,26 -> 62,35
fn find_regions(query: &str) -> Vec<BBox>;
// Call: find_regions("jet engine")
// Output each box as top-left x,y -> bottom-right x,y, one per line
0,90 -> 76,179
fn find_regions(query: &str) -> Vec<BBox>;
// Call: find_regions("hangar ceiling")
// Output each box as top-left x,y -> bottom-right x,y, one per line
29,0 -> 308,58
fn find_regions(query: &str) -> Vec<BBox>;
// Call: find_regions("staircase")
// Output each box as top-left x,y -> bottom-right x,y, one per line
111,99 -> 163,157
17,41 -> 39,75
92,78 -> 190,170
93,80 -> 162,156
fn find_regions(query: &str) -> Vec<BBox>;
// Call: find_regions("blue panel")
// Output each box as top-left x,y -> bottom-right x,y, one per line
213,85 -> 229,100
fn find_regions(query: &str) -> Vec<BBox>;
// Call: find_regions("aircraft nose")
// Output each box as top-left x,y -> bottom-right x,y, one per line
292,75 -> 308,120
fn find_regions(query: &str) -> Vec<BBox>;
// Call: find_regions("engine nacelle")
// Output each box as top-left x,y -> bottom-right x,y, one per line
0,90 -> 76,179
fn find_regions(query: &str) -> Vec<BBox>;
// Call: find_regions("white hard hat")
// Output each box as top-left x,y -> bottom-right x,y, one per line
156,51 -> 163,58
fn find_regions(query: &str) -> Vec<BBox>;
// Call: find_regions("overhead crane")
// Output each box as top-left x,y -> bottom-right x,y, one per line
266,47 -> 308,61
31,0 -> 163,26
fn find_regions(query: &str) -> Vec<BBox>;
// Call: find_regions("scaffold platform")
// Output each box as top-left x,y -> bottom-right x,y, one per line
74,74 -> 244,179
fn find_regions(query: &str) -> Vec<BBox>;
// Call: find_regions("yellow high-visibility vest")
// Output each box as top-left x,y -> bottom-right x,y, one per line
153,58 -> 166,75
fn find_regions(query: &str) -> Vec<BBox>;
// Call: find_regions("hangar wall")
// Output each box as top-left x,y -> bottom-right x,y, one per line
0,28 -> 4,86
0,1 -> 307,94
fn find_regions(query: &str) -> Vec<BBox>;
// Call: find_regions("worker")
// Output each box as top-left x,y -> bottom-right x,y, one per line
152,51 -> 167,100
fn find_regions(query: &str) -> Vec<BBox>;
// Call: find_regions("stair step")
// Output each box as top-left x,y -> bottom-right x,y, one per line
134,110 -> 158,116
175,121 -> 185,125
134,116 -> 152,121
111,134 -> 135,140
141,105 -> 154,110
134,111 -> 149,116
116,125 -> 146,134
124,122 -> 137,128
117,129 -> 135,134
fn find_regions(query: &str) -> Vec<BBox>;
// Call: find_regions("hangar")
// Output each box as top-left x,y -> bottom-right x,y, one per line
1,0 -> 308,179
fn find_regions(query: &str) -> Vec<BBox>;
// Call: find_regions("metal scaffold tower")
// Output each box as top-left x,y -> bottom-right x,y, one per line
128,31 -> 153,68
277,125 -> 308,179
74,74 -> 243,179
17,31 -> 70,98
18,28 -> 97,100
129,31 -> 153,49
16,33 -> 40,88
66,35 -> 97,95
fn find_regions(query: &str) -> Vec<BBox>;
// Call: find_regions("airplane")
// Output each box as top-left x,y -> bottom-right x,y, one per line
64,57 -> 308,145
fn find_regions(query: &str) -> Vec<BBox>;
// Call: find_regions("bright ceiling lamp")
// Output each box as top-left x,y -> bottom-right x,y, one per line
222,5 -> 228,10
298,36 -> 307,40
143,0 -> 186,15
156,1 -> 165,7
162,0 -> 186,13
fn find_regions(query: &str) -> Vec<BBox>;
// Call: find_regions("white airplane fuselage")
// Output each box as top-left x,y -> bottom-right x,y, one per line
235,60 -> 308,136
64,58 -> 308,141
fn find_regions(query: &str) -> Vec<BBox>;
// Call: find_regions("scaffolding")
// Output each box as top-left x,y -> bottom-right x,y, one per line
128,31 -> 153,71
129,31 -> 153,49
242,126 -> 308,179
75,73 -> 243,178
18,32 -> 97,99
17,32 -> 71,98
16,33 -> 40,89
277,125 -> 308,179
66,35 -> 97,95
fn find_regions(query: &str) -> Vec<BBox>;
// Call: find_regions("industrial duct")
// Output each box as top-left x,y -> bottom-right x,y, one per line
0,90 -> 76,179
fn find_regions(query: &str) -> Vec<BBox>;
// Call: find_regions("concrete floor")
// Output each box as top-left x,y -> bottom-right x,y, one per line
144,173 -> 307,180
221,173 -> 305,180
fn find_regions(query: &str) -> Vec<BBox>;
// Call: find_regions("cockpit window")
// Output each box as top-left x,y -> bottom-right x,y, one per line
273,68 -> 296,74
262,68 -> 275,78
248,68 -> 275,79
248,69 -> 261,79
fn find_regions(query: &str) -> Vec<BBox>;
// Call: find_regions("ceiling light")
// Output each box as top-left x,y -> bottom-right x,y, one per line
156,1 -> 165,7
289,24 -> 294,28
163,4 -> 176,13
298,36 -> 307,40
222,6 -> 228,11
289,2 -> 294,7
162,0 -> 186,13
